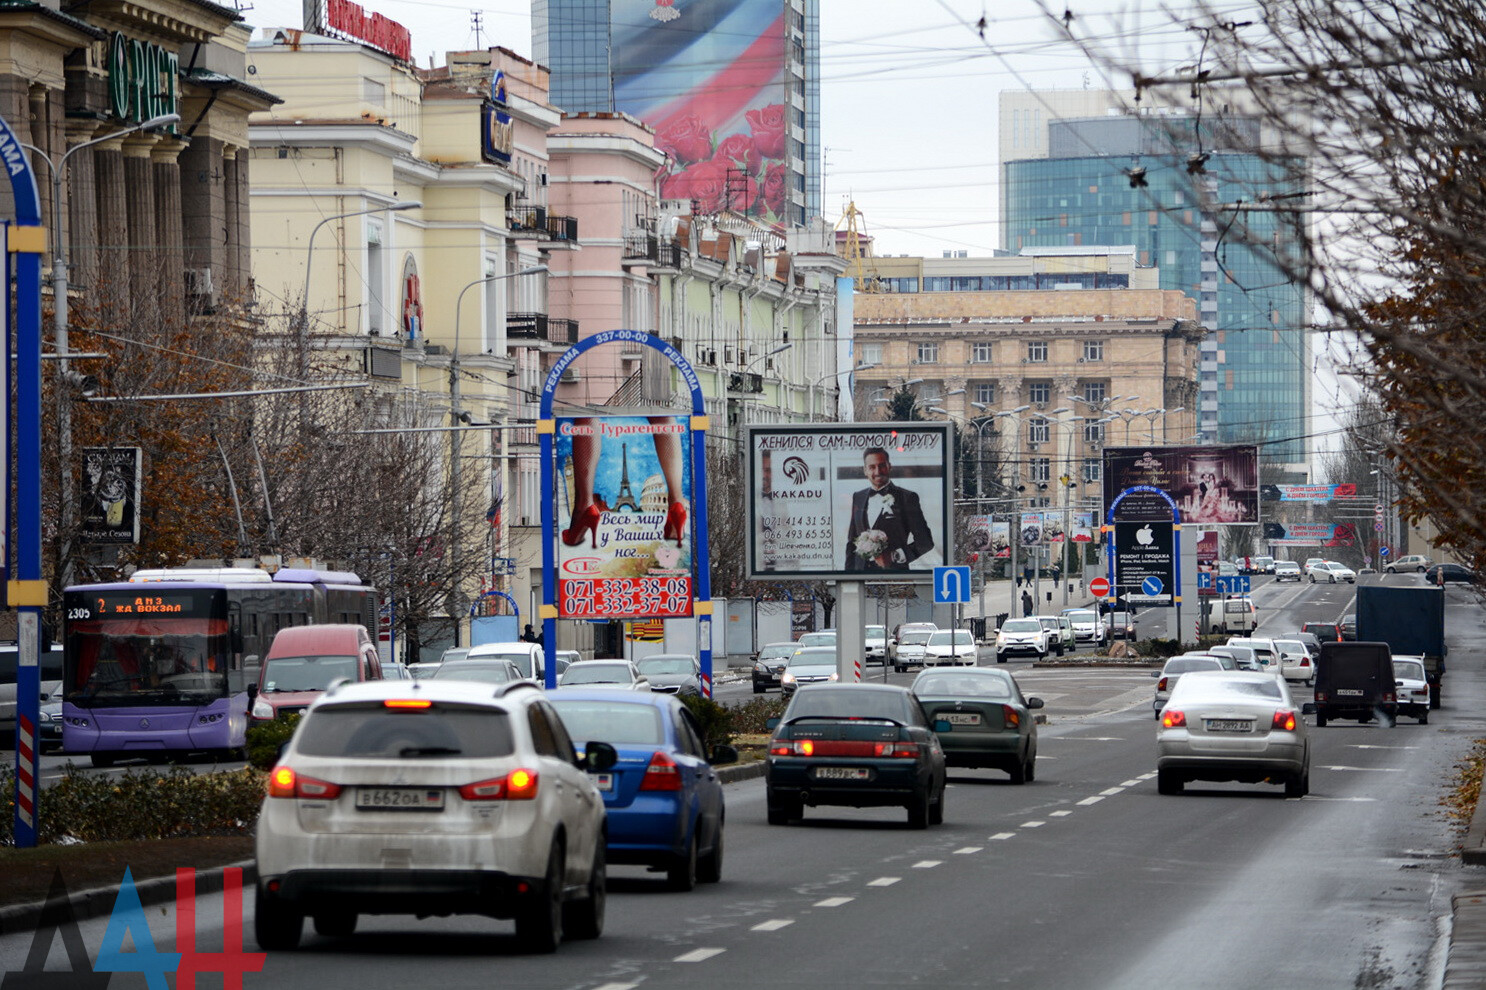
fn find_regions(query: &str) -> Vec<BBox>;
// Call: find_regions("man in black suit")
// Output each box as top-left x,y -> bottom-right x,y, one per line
844,447 -> 934,571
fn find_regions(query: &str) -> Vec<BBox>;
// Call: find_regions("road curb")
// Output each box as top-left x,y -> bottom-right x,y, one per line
1446,890 -> 1486,987
0,859 -> 257,937
718,760 -> 766,784
1462,788 -> 1486,865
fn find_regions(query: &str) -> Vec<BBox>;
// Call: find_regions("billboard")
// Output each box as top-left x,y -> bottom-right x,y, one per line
1263,522 -> 1358,547
79,447 -> 141,544
555,416 -> 693,619
1113,521 -> 1175,604
1103,445 -> 1260,525
746,423 -> 953,580
1261,483 -> 1356,502
612,0 -> 790,223
966,515 -> 1010,557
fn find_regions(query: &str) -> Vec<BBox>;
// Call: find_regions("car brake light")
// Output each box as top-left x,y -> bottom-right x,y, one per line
267,766 -> 343,800
1003,704 -> 1021,727
769,741 -> 792,756
1161,710 -> 1186,728
1272,709 -> 1297,732
384,698 -> 432,709
459,768 -> 540,801
1315,690 -> 1327,702
1384,692 -> 1396,703
878,741 -> 919,758
1157,677 -> 1168,692
1301,657 -> 1310,667
640,750 -> 683,791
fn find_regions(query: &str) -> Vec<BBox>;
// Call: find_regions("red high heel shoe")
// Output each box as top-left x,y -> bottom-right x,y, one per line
562,498 -> 608,548
662,500 -> 687,546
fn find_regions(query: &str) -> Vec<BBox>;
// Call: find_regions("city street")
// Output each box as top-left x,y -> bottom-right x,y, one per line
4,578 -> 1483,989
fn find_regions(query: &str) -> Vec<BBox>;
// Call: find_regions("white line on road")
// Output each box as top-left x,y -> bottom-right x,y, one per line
1050,810 -> 1073,817
1307,796 -> 1379,802
867,877 -> 901,887
913,860 -> 942,868
814,896 -> 854,907
1077,796 -> 1105,806
1349,745 -> 1418,750
990,831 -> 1017,840
1021,821 -> 1045,828
593,983 -> 640,990
1120,779 -> 1142,787
675,948 -> 726,963
1138,772 -> 1157,780
1099,787 -> 1125,796
1320,765 -> 1405,772
954,846 -> 983,854
1055,736 -> 1125,742
751,919 -> 795,932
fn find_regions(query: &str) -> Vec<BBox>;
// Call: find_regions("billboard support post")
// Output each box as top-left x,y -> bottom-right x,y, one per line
837,580 -> 863,683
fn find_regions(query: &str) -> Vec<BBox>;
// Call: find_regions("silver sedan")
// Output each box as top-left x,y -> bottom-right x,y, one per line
1156,671 -> 1310,797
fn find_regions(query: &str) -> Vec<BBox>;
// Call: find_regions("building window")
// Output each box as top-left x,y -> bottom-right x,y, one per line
972,341 -> 994,363
920,381 -> 942,404
1027,340 -> 1047,363
1028,420 -> 1049,445
1084,419 -> 1105,444
917,341 -> 939,364
1083,458 -> 1102,483
859,342 -> 883,364
1082,340 -> 1104,362
366,220 -> 385,335
1083,382 -> 1106,405
1030,457 -> 1051,483
1028,381 -> 1051,404
975,382 -> 996,405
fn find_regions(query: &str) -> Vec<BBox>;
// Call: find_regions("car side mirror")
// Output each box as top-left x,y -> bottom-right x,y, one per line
1027,697 -> 1044,709
709,744 -> 739,766
765,717 -> 781,730
1395,680 -> 1405,688
582,741 -> 618,772
1150,671 -> 1159,678
1302,703 -> 1317,715
933,719 -> 952,732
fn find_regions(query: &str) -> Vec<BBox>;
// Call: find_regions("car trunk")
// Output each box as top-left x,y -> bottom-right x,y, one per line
917,699 -> 1010,732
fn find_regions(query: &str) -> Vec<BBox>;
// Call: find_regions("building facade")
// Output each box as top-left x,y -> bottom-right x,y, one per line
999,91 -> 1309,481
533,0 -> 820,225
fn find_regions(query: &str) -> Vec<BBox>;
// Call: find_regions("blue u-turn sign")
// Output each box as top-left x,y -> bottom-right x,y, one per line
933,566 -> 972,603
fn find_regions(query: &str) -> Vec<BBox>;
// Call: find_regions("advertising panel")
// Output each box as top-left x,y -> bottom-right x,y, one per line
1103,445 -> 1260,524
79,447 -> 141,544
612,0 -> 790,223
1114,521 -> 1176,604
1262,522 -> 1358,547
555,416 -> 693,619
746,423 -> 953,580
966,515 -> 1010,558
1261,483 -> 1356,502
1196,530 -> 1219,597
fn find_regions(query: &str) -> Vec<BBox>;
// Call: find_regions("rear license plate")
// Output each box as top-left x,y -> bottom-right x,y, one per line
356,787 -> 445,811
1336,689 -> 1365,697
945,713 -> 982,725
813,766 -> 869,781
590,772 -> 614,792
1204,719 -> 1253,732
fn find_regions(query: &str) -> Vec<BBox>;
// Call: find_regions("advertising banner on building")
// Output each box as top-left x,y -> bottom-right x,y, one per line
555,416 -> 693,619
1262,521 -> 1358,547
612,0 -> 791,224
966,515 -> 1011,557
1114,521 -> 1176,604
79,447 -> 141,544
745,423 -> 953,580
1261,483 -> 1356,502
1196,530 -> 1219,597
1103,445 -> 1260,524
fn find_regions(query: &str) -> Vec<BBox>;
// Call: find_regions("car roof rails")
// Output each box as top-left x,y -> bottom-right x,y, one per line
494,679 -> 543,699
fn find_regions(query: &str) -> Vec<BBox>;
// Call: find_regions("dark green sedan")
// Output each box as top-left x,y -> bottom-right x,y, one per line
911,668 -> 1043,784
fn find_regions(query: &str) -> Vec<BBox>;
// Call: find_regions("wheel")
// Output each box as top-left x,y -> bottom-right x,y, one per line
906,789 -> 931,829
753,682 -> 765,695
1284,769 -> 1309,798
996,654 -> 1006,664
895,664 -> 906,673
667,828 -> 698,891
1157,770 -> 1183,795
514,843 -> 564,953
1024,749 -> 1036,782
254,885 -> 304,951
697,818 -> 723,884
766,793 -> 801,826
563,838 -> 605,940
1008,754 -> 1029,784
929,784 -> 945,824
1306,677 -> 1314,687
1309,575 -> 1316,583
90,752 -> 115,768
1418,710 -> 1429,725
313,910 -> 356,937
1315,711 -> 1328,727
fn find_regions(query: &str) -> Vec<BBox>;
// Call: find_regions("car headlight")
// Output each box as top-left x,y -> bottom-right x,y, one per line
829,672 -> 840,681
39,710 -> 53,723
781,673 -> 796,685
754,661 -> 767,672
252,698 -> 275,720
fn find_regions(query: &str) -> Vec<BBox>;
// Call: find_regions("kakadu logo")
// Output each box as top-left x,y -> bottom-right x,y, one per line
781,457 -> 810,485
3,868 -> 265,989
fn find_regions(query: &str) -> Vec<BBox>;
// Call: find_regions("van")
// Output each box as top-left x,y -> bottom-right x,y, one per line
1203,598 -> 1256,634
251,624 -> 382,723
1308,641 -> 1397,727
464,642 -> 548,681
0,643 -> 65,735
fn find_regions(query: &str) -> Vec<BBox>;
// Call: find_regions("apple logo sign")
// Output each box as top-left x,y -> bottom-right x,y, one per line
1136,525 -> 1155,546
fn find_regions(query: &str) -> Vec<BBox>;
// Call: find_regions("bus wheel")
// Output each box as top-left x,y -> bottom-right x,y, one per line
90,752 -> 115,768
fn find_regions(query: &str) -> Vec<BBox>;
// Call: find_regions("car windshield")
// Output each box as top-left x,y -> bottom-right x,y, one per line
440,648 -> 471,664
262,655 -> 358,693
1002,620 -> 1042,633
900,630 -> 933,645
1164,657 -> 1222,674
296,703 -> 514,758
429,662 -> 514,684
758,644 -> 796,661
561,663 -> 633,685
866,626 -> 886,640
927,631 -> 972,646
798,633 -> 835,647
789,649 -> 836,669
638,657 -> 694,676
472,651 -> 536,677
1066,611 -> 1097,623
548,698 -> 665,745
1393,661 -> 1426,680
914,672 -> 1014,699
784,688 -> 910,722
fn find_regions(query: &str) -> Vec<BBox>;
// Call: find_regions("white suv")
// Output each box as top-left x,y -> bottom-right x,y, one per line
254,679 -> 617,952
994,618 -> 1049,663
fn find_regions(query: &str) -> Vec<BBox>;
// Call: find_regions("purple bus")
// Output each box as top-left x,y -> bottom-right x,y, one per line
62,566 -> 376,767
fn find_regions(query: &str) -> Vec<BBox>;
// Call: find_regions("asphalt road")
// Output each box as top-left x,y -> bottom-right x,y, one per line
3,577 -> 1482,989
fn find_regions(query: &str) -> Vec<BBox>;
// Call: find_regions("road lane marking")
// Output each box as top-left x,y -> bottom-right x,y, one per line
1120,779 -> 1142,787
1055,736 -> 1124,742
675,948 -> 726,963
1320,765 -> 1405,772
867,877 -> 901,887
814,896 -> 854,907
989,832 -> 1016,840
1021,821 -> 1045,828
1099,787 -> 1125,796
954,846 -> 983,854
1349,745 -> 1418,750
751,919 -> 795,932
913,860 -> 942,868
1076,796 -> 1104,806
1050,810 -> 1073,817
1308,796 -> 1379,802
594,984 -> 640,990
1138,772 -> 1156,780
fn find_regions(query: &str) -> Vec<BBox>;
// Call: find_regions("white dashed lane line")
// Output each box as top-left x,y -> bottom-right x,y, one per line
593,983 -> 640,990
1320,765 -> 1404,772
913,860 -> 942,868
866,877 -> 901,887
1050,810 -> 1073,817
674,948 -> 726,963
954,846 -> 983,854
1120,779 -> 1142,787
751,919 -> 795,932
814,896 -> 854,907
1099,787 -> 1125,796
1020,821 -> 1045,828
1076,796 -> 1104,806
990,832 -> 1017,840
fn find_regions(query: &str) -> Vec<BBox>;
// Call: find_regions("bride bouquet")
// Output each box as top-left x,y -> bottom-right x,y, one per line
854,529 -> 889,562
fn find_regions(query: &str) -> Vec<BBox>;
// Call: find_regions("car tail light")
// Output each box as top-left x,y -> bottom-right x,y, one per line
1384,692 -> 1396,703
1271,709 -> 1298,732
267,767 -> 343,800
384,698 -> 432,709
459,768 -> 540,801
639,750 -> 684,791
1315,690 -> 1328,702
1161,710 -> 1186,728
769,740 -> 792,756
878,741 -> 920,758
1002,705 -> 1021,727
1300,657 -> 1310,667
1157,677 -> 1169,692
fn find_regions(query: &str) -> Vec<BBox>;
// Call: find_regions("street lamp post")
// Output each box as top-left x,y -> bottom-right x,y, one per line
21,112 -> 180,587
810,362 -> 876,420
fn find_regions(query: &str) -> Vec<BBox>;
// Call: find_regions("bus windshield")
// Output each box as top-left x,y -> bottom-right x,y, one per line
66,618 -> 228,706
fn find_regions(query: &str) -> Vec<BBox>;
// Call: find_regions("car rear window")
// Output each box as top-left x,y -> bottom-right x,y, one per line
1171,676 -> 1284,702
784,689 -> 911,723
914,673 -> 1013,699
1165,658 -> 1220,674
562,663 -> 631,684
549,699 -> 665,745
297,704 -> 515,758
430,663 -> 514,684
1393,661 -> 1426,680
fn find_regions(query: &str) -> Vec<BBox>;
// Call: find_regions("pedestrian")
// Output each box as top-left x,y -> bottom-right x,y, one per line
1021,590 -> 1034,617
521,623 -> 537,643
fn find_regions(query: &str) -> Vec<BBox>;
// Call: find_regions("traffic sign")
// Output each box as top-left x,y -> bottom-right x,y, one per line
1381,546 -> 1390,556
1142,575 -> 1165,597
1215,575 -> 1251,594
1197,572 -> 1213,590
1089,576 -> 1110,598
1375,522 -> 1385,532
933,565 -> 972,604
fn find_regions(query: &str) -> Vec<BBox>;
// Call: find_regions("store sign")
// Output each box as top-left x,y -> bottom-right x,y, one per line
324,0 -> 412,62
1113,521 -> 1175,605
107,33 -> 179,130
482,104 -> 514,165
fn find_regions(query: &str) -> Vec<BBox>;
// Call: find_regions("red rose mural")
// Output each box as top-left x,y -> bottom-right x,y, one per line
761,161 -> 787,216
746,104 -> 787,159
711,133 -> 761,176
663,159 -> 733,214
655,114 -> 714,166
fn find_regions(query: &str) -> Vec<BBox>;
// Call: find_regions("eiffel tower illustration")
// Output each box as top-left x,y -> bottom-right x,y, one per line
610,442 -> 641,512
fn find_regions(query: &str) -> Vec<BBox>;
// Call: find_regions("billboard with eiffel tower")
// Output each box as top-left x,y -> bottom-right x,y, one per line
554,415 -> 694,619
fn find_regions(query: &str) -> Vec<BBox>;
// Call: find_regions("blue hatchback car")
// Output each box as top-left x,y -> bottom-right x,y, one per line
549,689 -> 737,890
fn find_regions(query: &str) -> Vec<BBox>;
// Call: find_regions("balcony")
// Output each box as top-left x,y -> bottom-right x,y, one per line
508,206 -> 548,237
508,312 -> 578,344
546,214 -> 578,242
622,235 -> 685,269
728,372 -> 764,394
